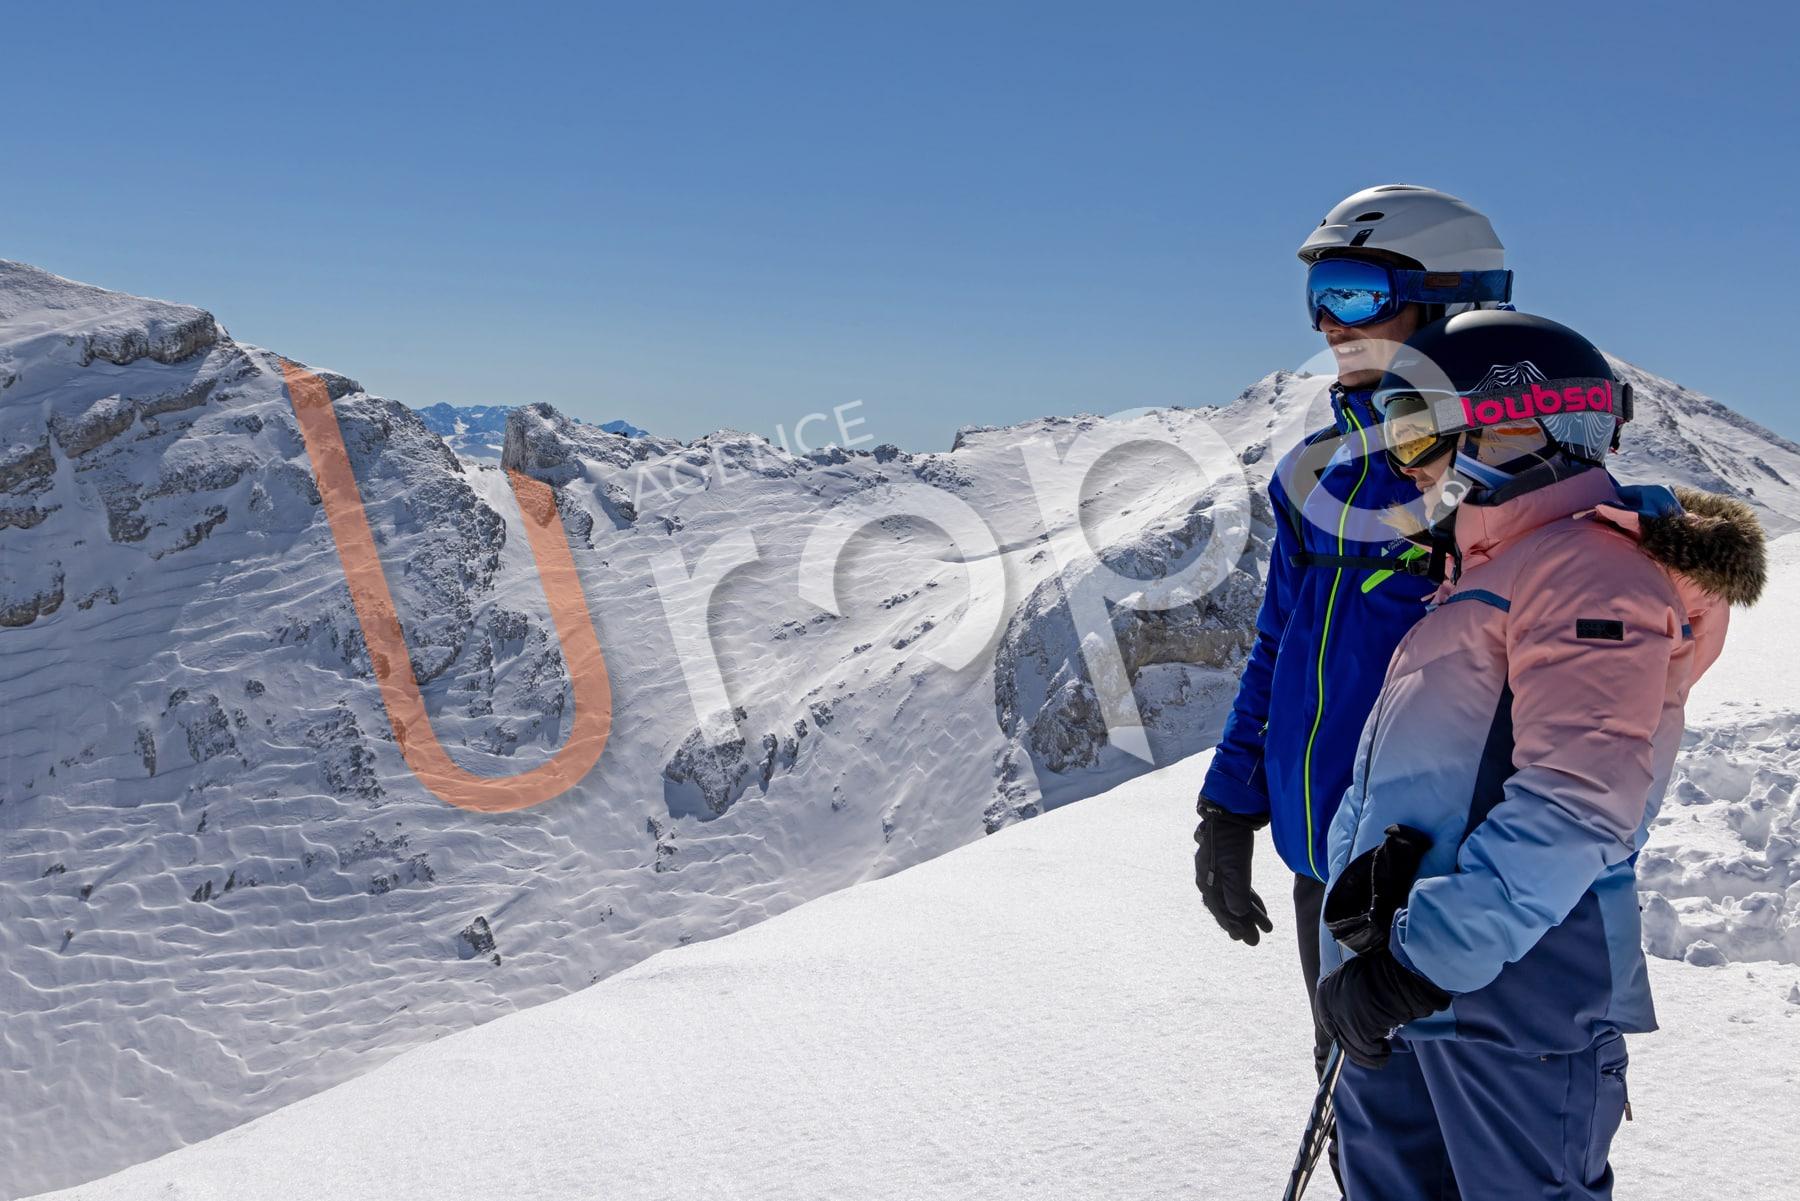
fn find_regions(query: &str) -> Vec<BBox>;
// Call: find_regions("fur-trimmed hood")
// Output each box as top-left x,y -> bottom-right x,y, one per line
1607,486 -> 1767,606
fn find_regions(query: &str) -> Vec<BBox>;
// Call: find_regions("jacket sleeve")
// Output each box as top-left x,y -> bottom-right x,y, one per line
1389,538 -> 1678,994
1201,469 -> 1303,818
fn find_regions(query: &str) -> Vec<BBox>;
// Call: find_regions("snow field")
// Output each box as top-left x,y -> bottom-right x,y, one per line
30,752 -> 1799,1201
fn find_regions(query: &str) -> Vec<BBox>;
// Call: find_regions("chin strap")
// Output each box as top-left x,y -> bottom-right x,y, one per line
1406,514 -> 1459,583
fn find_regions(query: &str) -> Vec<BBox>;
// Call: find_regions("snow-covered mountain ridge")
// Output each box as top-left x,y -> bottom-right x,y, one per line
410,401 -> 646,463
0,261 -> 1268,1196
3,260 -> 1796,1197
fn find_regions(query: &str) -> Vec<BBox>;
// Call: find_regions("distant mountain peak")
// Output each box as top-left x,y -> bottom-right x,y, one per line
411,402 -> 649,462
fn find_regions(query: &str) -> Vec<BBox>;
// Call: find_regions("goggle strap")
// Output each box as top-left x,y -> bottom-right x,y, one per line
1391,269 -> 1513,306
1380,377 -> 1625,439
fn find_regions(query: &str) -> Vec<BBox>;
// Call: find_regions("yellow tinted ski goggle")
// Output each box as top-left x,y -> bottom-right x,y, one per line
1375,388 -> 1553,471
1374,390 -> 1461,468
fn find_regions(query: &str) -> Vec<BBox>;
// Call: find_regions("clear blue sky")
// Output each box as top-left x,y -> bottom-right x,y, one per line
6,1 -> 1795,449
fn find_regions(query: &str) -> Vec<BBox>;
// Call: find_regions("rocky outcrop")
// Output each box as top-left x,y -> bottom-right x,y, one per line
662,709 -> 815,819
457,916 -> 500,964
166,689 -> 239,765
0,436 -> 58,531
50,393 -> 138,457
994,483 -> 1271,777
415,401 -> 648,463
0,559 -> 63,627
304,705 -> 385,803
662,709 -> 754,819
79,308 -> 220,367
501,401 -> 689,529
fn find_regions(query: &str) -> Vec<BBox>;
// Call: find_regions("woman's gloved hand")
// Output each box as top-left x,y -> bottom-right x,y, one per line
1194,798 -> 1274,946
1315,948 -> 1453,1069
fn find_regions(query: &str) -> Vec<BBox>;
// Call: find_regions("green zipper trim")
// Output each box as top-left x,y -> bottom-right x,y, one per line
1360,545 -> 1430,594
1300,408 -> 1370,879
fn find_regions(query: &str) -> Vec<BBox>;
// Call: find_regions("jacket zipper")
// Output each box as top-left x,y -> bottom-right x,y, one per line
1300,405 -> 1370,879
1338,573 -> 1448,879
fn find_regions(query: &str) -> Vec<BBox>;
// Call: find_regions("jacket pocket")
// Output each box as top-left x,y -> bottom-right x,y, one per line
1582,1034 -> 1630,1187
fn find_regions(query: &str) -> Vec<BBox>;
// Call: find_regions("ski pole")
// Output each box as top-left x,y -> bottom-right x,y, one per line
1280,1041 -> 1344,1201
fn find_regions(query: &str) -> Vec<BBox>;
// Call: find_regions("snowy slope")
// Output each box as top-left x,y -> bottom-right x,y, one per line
5,260 -> 1799,1198
27,749 -> 1799,1201
0,262 -> 1268,1197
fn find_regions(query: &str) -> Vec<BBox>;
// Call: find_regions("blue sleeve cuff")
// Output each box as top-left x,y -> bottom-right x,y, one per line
1200,766 -> 1270,817
1389,907 -> 1456,995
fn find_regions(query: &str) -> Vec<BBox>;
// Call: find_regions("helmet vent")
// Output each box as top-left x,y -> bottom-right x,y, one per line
1349,229 -> 1375,247
1372,184 -> 1422,192
1354,211 -> 1384,222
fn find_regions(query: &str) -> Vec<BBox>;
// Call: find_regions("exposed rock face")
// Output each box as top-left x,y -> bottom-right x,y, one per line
457,915 -> 498,962
994,481 -> 1270,778
662,714 -> 754,819
0,436 -> 57,529
0,557 -> 63,627
500,402 -> 675,528
79,308 -> 220,367
166,689 -> 239,764
660,709 -> 816,820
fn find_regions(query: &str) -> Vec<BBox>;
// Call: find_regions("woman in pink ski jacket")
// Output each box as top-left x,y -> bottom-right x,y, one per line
1311,311 -> 1766,1200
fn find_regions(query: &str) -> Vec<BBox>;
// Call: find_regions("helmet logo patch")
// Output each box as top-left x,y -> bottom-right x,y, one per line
1471,361 -> 1548,392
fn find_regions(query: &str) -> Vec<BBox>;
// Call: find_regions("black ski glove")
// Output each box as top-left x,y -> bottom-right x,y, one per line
1323,824 -> 1434,955
1315,948 -> 1453,1070
1194,798 -> 1273,946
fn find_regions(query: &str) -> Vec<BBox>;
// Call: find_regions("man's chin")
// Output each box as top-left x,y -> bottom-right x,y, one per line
1336,369 -> 1382,389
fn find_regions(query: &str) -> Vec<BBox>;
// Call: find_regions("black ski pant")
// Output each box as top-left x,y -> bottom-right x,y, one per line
1294,872 -> 1345,1196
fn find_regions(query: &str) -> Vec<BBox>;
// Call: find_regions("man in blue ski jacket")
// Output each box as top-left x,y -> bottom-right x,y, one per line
1192,185 -> 1515,1188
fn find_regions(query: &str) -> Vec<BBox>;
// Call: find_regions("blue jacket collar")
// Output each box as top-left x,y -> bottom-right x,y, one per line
1330,383 -> 1380,434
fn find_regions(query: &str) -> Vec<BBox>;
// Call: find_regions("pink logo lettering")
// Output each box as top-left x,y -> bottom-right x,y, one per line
1460,379 -> 1613,425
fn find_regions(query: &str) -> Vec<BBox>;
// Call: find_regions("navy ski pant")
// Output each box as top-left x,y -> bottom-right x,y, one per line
1334,1031 -> 1630,1200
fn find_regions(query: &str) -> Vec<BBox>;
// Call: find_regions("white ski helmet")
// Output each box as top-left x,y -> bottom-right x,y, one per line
1297,184 -> 1505,273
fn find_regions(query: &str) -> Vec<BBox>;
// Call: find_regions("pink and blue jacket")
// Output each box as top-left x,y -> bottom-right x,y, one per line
1320,468 -> 1766,1053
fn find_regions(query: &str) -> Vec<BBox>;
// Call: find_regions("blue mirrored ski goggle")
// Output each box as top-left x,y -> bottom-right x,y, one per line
1306,258 -> 1513,330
